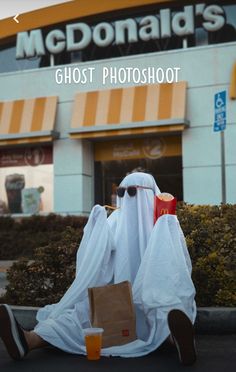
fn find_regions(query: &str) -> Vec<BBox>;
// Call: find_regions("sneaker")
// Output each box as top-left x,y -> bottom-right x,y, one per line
0,304 -> 29,360
167,309 -> 196,366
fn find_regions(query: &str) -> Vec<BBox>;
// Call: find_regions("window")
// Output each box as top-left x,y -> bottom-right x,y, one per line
0,145 -> 53,215
94,136 -> 183,206
0,43 -> 42,74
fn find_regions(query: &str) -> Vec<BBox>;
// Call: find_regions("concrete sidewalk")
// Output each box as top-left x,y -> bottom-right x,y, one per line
0,261 -> 16,273
0,272 -> 8,297
0,261 -> 15,296
0,261 -> 14,296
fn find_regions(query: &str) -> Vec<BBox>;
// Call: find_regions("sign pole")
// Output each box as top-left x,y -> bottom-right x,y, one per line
214,90 -> 227,204
221,130 -> 226,204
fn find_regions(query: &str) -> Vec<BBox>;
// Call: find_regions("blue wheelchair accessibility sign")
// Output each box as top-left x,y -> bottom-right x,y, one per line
214,91 -> 226,132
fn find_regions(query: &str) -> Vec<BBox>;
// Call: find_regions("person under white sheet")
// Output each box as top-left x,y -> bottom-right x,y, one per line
0,172 -> 197,365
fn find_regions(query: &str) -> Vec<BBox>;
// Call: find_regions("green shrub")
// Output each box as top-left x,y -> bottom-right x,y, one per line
1,226 -> 81,306
0,214 -> 87,259
0,205 -> 236,307
177,203 -> 236,307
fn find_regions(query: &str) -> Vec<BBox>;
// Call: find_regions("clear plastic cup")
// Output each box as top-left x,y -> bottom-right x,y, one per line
83,328 -> 104,360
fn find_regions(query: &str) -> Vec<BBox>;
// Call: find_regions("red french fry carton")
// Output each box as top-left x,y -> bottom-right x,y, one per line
154,193 -> 177,224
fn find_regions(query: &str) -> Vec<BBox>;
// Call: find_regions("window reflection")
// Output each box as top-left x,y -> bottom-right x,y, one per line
0,44 -> 42,74
195,28 -> 208,47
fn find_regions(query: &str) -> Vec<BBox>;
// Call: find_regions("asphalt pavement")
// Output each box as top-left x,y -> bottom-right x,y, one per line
0,334 -> 236,372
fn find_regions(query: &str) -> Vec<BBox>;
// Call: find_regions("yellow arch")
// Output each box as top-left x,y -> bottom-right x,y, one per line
0,0 -> 175,41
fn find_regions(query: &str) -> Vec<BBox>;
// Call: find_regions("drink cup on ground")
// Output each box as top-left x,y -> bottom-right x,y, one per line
83,328 -> 104,360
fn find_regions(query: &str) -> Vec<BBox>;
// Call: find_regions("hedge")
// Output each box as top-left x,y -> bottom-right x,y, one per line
0,214 -> 87,259
0,204 -> 236,307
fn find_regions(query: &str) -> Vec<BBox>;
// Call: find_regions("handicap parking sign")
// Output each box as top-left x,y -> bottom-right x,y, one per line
214,91 -> 226,132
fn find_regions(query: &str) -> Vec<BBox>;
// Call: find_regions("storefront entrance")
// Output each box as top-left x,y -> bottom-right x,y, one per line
94,135 -> 183,206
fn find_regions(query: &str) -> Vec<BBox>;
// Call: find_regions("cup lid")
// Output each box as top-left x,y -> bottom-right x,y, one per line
83,328 -> 104,335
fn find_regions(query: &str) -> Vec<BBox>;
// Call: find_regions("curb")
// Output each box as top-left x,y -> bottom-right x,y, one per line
11,306 -> 236,334
195,307 -> 236,334
12,306 -> 39,331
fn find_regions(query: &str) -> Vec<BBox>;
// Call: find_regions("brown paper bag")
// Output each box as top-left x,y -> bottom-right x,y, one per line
88,281 -> 137,348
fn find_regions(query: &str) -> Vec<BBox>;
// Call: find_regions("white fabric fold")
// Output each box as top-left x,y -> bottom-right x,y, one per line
36,205 -> 115,321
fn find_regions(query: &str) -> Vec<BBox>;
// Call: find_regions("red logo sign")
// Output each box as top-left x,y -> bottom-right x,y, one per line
0,146 -> 52,168
122,329 -> 130,337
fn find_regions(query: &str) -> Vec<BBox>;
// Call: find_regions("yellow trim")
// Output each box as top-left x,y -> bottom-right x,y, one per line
70,124 -> 185,139
0,0 -> 176,41
107,88 -> 123,124
229,63 -> 236,100
0,136 -> 53,147
94,135 -> 181,161
158,83 -> 173,119
132,86 -> 148,122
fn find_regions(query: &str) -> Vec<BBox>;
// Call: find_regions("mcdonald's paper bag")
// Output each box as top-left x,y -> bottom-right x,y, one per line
154,193 -> 177,224
88,281 -> 137,348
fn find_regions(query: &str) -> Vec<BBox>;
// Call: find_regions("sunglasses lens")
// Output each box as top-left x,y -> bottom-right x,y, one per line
127,186 -> 137,197
117,187 -> 125,197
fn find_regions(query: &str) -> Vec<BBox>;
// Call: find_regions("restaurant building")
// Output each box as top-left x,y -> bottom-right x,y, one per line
0,0 -> 235,215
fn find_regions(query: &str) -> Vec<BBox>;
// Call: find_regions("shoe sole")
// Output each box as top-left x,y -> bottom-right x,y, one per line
0,304 -> 26,360
168,309 -> 196,366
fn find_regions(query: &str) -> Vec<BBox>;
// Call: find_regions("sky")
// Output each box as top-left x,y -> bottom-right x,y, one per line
0,0 -> 72,20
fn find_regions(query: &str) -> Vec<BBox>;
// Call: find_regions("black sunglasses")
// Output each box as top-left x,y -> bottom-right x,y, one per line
116,185 -> 154,197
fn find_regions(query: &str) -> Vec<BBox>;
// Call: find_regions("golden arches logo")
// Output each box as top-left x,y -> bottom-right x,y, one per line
160,208 -> 169,215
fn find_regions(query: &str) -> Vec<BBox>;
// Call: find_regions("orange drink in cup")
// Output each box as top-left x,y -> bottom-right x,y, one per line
84,328 -> 104,360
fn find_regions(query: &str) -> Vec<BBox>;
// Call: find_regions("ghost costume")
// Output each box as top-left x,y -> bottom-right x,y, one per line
34,172 -> 196,357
